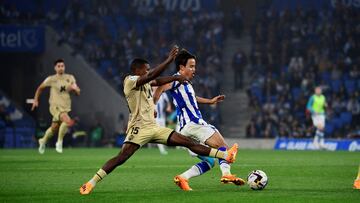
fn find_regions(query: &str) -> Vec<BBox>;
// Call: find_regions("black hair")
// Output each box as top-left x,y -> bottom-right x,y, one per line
130,58 -> 149,73
175,49 -> 196,71
54,58 -> 65,66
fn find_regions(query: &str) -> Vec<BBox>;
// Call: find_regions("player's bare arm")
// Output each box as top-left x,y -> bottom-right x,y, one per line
31,83 -> 47,111
196,95 -> 225,104
153,83 -> 172,104
150,75 -> 188,87
136,46 -> 179,87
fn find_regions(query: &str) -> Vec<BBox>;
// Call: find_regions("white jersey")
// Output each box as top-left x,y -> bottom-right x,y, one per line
156,93 -> 169,127
169,73 -> 205,130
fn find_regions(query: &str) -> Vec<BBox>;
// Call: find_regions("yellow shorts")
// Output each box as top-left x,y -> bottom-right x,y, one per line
124,125 -> 174,147
49,106 -> 70,122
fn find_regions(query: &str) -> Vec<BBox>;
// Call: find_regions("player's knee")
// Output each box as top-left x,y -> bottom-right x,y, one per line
51,126 -> 59,132
65,119 -> 75,127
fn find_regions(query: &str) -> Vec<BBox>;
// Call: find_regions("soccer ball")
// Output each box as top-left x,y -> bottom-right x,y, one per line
247,170 -> 268,190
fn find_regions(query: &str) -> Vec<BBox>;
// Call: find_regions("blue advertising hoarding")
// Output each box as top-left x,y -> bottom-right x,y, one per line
0,25 -> 45,53
274,138 -> 360,151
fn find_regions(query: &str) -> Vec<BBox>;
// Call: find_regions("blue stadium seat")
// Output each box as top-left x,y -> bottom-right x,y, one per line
331,80 -> 342,93
340,112 -> 352,125
4,127 -> 14,148
344,80 -> 355,94
15,127 -> 35,148
291,88 -> 301,100
321,71 -> 331,82
251,86 -> 263,104
324,122 -> 334,136
331,118 -> 343,130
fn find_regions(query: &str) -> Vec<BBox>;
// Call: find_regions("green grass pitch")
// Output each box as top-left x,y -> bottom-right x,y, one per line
0,148 -> 359,202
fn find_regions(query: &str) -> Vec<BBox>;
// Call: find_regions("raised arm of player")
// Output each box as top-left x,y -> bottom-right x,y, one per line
196,95 -> 225,105
153,83 -> 172,104
136,46 -> 179,87
31,83 -> 47,111
150,74 -> 188,87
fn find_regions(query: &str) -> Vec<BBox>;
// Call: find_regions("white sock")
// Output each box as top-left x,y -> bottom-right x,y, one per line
89,179 -> 97,186
157,144 -> 167,154
180,165 -> 201,180
219,161 -> 231,176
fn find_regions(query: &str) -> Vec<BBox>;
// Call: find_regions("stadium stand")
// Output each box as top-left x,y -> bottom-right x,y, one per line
246,4 -> 360,138
0,0 -> 224,126
0,92 -> 35,148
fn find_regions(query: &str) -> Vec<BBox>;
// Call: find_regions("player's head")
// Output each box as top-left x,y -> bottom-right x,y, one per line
54,58 -> 65,75
130,58 -> 150,76
315,86 -> 322,95
175,49 -> 196,80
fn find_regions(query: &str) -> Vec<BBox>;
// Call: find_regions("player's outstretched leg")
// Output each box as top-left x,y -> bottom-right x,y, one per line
205,132 -> 245,186
174,156 -> 215,191
217,147 -> 245,186
80,143 -> 140,195
167,132 -> 238,163
168,132 -> 238,190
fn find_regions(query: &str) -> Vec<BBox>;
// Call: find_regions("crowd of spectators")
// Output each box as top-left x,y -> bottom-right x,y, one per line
1,0 -> 225,127
246,3 -> 360,139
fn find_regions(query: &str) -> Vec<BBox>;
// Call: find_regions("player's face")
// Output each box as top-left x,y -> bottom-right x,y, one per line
315,87 -> 322,95
180,58 -> 196,80
137,63 -> 150,76
55,62 -> 65,75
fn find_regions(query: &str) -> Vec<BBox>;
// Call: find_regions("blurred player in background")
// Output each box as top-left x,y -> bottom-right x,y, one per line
153,86 -> 172,155
31,59 -> 80,154
154,49 -> 245,191
354,165 -> 360,189
79,46 -> 239,195
306,86 -> 327,150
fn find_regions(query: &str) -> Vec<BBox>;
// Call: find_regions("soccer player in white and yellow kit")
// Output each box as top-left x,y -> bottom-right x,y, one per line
31,59 -> 80,154
79,46 -> 239,194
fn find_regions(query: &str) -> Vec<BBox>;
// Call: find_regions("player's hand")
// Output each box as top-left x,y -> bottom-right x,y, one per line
31,100 -> 39,111
166,45 -> 179,63
211,95 -> 225,104
67,83 -> 77,92
67,83 -> 81,95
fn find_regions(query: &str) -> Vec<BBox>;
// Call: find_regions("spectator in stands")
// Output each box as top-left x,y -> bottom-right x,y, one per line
232,49 -> 247,90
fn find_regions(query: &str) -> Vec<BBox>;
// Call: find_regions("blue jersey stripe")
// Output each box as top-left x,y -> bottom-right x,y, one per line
184,84 -> 202,119
169,73 -> 204,129
171,89 -> 187,128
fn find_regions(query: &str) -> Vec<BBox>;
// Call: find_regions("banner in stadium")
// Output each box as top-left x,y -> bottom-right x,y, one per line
274,138 -> 360,151
0,25 -> 45,53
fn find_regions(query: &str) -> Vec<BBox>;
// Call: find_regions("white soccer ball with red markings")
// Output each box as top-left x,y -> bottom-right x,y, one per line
247,170 -> 268,190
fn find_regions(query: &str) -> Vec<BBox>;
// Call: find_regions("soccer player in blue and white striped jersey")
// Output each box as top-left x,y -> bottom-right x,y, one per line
154,49 -> 245,190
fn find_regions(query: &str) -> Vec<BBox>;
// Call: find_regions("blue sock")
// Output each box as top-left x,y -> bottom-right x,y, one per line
217,147 -> 227,165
